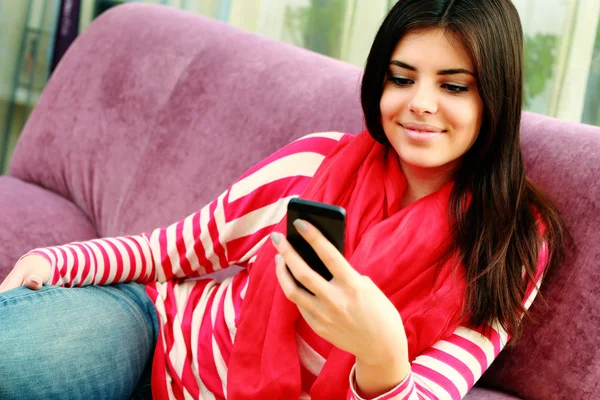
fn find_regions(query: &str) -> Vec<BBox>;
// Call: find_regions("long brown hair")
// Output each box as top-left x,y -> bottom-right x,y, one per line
361,0 -> 566,340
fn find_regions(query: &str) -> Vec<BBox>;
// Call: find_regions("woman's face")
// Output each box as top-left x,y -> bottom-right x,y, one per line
380,28 -> 483,172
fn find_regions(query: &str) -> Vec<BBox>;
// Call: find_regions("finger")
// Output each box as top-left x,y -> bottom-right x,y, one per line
292,219 -> 358,283
24,276 -> 43,290
0,272 -> 25,294
274,253 -> 319,311
271,232 -> 330,298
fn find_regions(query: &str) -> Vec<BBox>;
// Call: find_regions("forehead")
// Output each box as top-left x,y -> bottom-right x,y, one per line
390,28 -> 474,71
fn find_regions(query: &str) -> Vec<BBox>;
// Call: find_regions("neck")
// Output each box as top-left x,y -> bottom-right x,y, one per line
400,161 -> 456,208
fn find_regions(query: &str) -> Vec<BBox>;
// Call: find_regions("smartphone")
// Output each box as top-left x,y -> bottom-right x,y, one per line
286,198 -> 346,293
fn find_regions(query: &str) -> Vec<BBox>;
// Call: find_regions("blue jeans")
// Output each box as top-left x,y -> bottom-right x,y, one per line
0,283 -> 158,400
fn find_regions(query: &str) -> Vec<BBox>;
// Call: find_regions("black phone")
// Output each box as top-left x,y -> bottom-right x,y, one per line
286,198 -> 346,293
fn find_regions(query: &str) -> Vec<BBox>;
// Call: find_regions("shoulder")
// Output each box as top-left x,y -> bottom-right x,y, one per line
285,131 -> 350,155
235,132 -> 350,182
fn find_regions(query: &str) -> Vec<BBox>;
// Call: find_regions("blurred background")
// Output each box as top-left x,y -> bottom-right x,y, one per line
0,0 -> 599,174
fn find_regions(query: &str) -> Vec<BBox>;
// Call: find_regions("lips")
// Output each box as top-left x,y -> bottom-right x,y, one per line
400,122 -> 445,142
400,122 -> 444,133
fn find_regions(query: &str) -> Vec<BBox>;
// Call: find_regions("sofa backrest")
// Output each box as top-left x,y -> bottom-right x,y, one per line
9,3 -> 365,237
9,3 -> 600,398
481,113 -> 600,398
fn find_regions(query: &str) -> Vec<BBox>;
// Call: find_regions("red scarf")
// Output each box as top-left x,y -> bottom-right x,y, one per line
228,131 -> 467,399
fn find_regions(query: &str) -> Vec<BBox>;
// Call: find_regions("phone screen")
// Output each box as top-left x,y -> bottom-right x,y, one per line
286,199 -> 346,292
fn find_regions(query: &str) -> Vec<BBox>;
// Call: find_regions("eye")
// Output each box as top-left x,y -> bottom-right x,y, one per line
442,83 -> 469,93
387,76 -> 414,87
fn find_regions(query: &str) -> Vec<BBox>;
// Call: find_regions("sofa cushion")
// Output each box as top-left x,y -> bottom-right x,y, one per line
464,387 -> 521,400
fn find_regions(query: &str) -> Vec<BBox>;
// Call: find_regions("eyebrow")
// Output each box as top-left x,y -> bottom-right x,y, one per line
389,60 -> 475,76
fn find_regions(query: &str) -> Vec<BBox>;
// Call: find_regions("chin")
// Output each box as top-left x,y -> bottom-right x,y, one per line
404,159 -> 449,170
397,149 -> 451,169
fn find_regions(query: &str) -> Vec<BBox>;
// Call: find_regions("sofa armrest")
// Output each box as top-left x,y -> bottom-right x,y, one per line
0,176 -> 98,280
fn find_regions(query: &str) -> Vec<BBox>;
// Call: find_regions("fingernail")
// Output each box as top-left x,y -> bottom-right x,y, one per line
293,219 -> 308,232
275,254 -> 283,265
30,277 -> 41,286
270,232 -> 282,245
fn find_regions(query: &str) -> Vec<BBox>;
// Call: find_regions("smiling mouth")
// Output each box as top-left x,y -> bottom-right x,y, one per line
400,123 -> 446,141
400,123 -> 446,133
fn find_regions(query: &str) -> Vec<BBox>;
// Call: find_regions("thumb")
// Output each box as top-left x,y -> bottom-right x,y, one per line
24,275 -> 43,290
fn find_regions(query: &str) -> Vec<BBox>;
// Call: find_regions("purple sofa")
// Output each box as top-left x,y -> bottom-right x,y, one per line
1,3 -> 599,399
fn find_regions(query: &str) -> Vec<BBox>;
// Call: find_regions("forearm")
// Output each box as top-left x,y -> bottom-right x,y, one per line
26,235 -> 156,287
26,201 -> 229,287
25,132 -> 344,287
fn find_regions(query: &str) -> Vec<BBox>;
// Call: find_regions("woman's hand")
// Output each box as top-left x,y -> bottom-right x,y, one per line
271,219 -> 409,371
0,255 -> 51,293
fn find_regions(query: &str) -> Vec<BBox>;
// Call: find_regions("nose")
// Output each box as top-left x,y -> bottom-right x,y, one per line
408,82 -> 438,115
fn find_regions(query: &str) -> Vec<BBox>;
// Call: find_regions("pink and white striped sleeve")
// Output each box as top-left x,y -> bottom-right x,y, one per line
348,240 -> 549,400
25,132 -> 345,287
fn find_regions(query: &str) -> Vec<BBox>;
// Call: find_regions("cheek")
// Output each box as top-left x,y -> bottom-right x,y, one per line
449,99 -> 483,141
379,89 -> 404,121
467,102 -> 484,144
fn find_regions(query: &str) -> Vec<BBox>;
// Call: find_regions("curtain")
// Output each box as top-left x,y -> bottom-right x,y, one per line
582,7 -> 600,126
0,0 -> 61,172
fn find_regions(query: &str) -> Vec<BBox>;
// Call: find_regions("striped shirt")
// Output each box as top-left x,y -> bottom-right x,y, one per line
28,132 -> 547,400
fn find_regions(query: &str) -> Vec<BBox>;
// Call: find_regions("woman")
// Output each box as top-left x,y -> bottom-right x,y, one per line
0,0 -> 565,399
